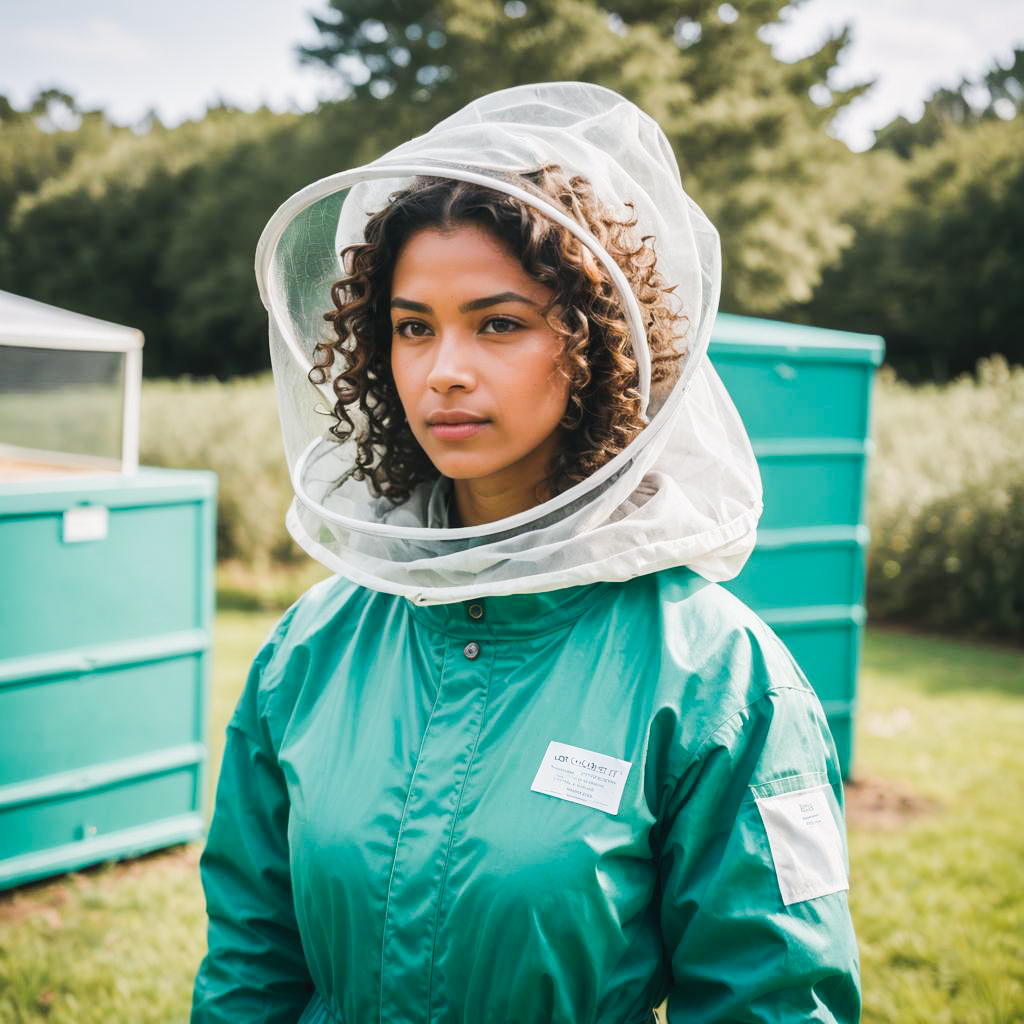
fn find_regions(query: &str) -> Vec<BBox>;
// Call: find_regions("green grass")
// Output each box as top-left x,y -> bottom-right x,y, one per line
848,627 -> 1024,1023
1,617 -> 1021,1023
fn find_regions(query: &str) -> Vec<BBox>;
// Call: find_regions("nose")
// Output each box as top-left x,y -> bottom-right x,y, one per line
426,328 -> 476,395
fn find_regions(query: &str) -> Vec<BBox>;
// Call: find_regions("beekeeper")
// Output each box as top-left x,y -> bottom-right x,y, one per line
191,81 -> 860,1024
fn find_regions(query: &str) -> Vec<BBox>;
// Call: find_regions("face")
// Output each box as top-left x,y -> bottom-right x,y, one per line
389,223 -> 570,502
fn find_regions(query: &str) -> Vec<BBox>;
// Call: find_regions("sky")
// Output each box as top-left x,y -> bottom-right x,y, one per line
2,0 -> 1023,152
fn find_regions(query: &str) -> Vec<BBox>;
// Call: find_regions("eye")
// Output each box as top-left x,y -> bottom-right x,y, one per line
481,316 -> 522,335
394,319 -> 432,339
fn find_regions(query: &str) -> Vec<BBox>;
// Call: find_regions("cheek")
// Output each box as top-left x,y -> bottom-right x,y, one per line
389,349 -> 416,406
389,345 -> 404,383
511,337 -> 567,398
499,354 -> 551,396
531,348 -> 570,410
494,352 -> 568,438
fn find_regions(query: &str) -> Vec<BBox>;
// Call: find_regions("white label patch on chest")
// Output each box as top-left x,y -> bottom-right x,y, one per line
755,783 -> 850,906
530,740 -> 632,815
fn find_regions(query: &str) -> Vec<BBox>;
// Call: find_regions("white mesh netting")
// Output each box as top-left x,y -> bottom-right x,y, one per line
255,82 -> 762,604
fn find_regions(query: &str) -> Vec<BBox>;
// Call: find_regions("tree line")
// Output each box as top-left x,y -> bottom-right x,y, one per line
0,0 -> 1020,380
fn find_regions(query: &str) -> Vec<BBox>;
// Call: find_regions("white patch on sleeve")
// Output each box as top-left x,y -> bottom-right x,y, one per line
755,783 -> 849,906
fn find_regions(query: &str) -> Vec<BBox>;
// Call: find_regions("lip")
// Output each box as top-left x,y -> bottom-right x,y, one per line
426,410 -> 490,425
428,421 -> 490,440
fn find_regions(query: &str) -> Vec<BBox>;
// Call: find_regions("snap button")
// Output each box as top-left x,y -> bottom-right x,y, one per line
467,603 -> 484,620
463,641 -> 481,660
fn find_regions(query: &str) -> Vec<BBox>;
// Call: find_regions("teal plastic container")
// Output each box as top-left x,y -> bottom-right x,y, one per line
0,467 -> 216,889
709,313 -> 884,779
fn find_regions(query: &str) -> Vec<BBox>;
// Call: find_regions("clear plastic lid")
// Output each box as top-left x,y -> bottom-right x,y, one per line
0,291 -> 142,480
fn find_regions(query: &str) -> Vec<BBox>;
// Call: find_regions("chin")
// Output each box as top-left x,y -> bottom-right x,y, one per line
426,451 -> 507,480
431,460 -> 502,481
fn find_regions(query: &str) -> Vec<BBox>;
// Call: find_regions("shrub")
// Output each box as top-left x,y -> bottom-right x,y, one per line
867,356 -> 1024,640
139,357 -> 1024,639
140,374 -> 299,567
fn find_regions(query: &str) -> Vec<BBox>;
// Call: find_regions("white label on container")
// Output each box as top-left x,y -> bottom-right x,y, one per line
62,505 -> 109,543
530,740 -> 632,815
755,783 -> 849,906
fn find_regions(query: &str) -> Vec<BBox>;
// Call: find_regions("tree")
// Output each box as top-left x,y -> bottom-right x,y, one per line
1,80 -> 407,378
0,89 -> 123,288
984,46 -> 1024,118
784,114 -> 1024,379
874,46 -> 1024,158
297,0 -> 872,312
782,47 -> 1024,379
6,105 -> 295,376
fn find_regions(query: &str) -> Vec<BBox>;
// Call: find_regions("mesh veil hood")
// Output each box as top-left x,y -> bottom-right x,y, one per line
255,81 -> 763,605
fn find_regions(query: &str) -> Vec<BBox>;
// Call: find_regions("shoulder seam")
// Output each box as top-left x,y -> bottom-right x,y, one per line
658,685 -> 824,824
691,684 -> 821,768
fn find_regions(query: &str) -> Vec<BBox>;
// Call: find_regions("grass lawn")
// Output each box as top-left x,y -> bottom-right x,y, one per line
846,627 -> 1024,1022
1,611 -> 1021,1023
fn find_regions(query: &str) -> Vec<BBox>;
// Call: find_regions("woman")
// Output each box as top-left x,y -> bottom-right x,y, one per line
191,82 -> 860,1023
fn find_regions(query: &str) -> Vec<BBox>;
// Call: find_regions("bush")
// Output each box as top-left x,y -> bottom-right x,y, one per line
140,358 -> 1024,640
140,374 -> 299,567
867,356 -> 1024,640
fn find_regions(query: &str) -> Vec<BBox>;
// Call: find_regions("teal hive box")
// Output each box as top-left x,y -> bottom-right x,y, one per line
0,466 -> 217,890
709,313 -> 884,780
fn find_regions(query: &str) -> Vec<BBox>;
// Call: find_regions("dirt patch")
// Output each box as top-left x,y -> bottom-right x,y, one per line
0,842 -> 200,926
844,773 -> 943,830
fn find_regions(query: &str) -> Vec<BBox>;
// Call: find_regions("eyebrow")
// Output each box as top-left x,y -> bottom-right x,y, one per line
461,291 -> 537,313
390,291 -> 538,314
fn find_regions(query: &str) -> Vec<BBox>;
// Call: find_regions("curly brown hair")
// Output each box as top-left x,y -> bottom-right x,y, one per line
309,165 -> 687,506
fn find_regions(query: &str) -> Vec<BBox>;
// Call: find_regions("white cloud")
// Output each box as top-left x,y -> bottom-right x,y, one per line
767,0 -> 1024,150
19,18 -> 154,65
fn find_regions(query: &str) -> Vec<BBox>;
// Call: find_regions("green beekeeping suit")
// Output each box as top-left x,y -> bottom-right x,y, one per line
191,567 -> 859,1023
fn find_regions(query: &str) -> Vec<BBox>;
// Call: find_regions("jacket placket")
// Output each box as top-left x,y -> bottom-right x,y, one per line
378,628 -> 495,1023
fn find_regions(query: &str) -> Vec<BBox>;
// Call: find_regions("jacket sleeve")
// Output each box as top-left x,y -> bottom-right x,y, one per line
657,682 -> 862,1023
190,616 -> 315,1023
